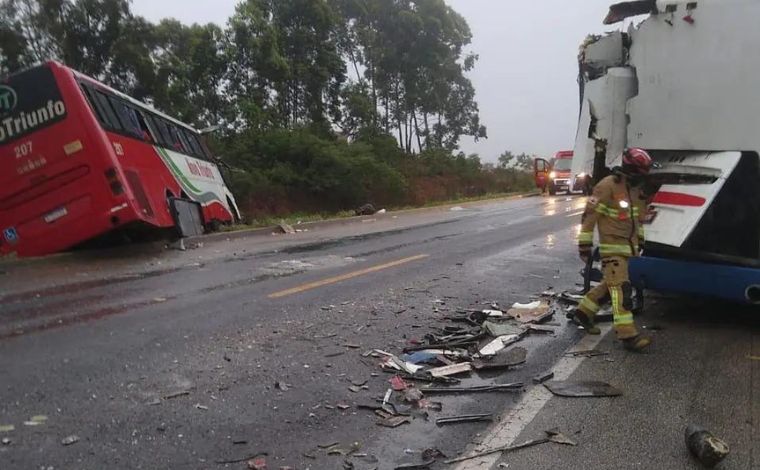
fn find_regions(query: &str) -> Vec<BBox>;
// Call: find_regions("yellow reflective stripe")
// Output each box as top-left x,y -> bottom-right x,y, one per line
610,287 -> 621,315
578,232 -> 594,243
580,297 -> 601,313
599,244 -> 636,256
596,202 -> 640,219
614,313 -> 635,326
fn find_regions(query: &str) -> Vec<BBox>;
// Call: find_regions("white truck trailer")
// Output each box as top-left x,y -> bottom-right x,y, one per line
572,0 -> 760,303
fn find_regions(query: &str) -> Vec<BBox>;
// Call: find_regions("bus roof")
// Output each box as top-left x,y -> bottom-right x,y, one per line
37,61 -> 202,135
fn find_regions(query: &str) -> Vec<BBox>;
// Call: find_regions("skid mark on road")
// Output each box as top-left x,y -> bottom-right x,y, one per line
268,254 -> 430,299
453,325 -> 613,470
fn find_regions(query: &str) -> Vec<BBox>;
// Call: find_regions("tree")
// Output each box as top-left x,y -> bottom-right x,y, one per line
498,151 -> 514,169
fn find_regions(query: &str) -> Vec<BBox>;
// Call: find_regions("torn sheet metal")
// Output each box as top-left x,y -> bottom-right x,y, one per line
472,347 -> 528,371
603,0 -> 656,24
582,32 -> 625,69
483,320 -> 524,337
436,414 -> 493,426
544,380 -> 623,397
478,335 -> 521,356
509,304 -> 553,324
428,363 -> 472,378
422,383 -> 523,394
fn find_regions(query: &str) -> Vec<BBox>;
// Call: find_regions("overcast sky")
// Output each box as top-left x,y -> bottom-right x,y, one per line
130,0 -> 621,162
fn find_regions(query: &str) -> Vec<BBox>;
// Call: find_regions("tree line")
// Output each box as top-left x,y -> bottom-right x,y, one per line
0,0 -> 535,218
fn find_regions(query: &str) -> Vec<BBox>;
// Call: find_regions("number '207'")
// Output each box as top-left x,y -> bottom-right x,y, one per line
15,141 -> 32,159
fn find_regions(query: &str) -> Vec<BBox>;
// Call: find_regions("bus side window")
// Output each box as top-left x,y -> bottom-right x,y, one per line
151,117 -> 173,149
133,109 -> 156,143
183,130 -> 205,160
91,90 -> 122,131
168,125 -> 190,154
108,97 -> 143,140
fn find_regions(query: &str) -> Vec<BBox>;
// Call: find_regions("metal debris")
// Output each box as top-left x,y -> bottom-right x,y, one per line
163,390 -> 191,400
564,349 -> 608,358
436,414 -> 493,426
61,435 -> 80,446
377,416 -> 411,428
247,456 -> 267,469
472,347 -> 527,370
478,335 -> 521,356
428,363 -> 472,378
444,437 -> 550,464
546,429 -> 578,446
422,383 -> 523,394
215,452 -> 268,465
483,321 -> 524,337
685,425 -> 730,468
532,371 -> 555,384
544,380 -> 622,397
394,461 -> 435,469
1,437 -> 10,445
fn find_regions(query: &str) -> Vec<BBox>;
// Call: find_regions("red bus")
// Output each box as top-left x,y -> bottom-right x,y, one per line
0,61 -> 240,257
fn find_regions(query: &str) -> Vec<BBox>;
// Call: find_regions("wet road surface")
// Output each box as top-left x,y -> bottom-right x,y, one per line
1,194 -> 757,469
0,195 -> 586,469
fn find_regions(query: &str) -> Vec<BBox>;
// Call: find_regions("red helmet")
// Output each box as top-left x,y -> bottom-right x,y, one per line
622,148 -> 653,175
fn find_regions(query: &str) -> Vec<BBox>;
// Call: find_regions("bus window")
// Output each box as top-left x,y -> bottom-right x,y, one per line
133,110 -> 156,143
108,96 -> 143,140
182,129 -> 206,160
149,116 -> 173,149
93,91 -> 122,132
168,124 -> 189,154
81,85 -> 120,131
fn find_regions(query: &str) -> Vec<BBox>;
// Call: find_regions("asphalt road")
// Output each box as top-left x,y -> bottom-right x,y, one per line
1,194 -> 757,470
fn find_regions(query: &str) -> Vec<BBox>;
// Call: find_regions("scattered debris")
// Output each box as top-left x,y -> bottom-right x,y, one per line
564,349 -> 608,358
23,415 -> 48,426
394,461 -> 435,469
450,206 -> 465,211
61,435 -> 80,446
544,380 -> 622,398
275,382 -> 290,392
377,416 -> 411,428
1,437 -> 10,445
390,376 -> 410,391
436,414 -> 493,426
428,363 -> 472,378
483,321 -> 524,337
215,452 -> 268,465
685,425 -> 730,468
532,371 -> 555,384
479,335 -> 521,356
276,222 -> 296,235
163,390 -> 191,400
422,383 -> 523,394
247,456 -> 267,470
444,437 -> 550,464
472,347 -> 527,371
355,204 -> 377,216
422,448 -> 446,461
195,404 -> 209,411
546,429 -> 578,446
509,301 -> 553,324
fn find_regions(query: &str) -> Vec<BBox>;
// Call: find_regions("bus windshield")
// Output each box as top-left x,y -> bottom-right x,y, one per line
0,65 -> 67,145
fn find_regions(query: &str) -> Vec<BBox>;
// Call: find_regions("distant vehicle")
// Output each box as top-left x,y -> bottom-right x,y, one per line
0,61 -> 240,258
533,151 -> 590,195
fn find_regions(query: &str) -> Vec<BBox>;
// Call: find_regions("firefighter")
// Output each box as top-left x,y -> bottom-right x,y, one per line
573,148 -> 653,351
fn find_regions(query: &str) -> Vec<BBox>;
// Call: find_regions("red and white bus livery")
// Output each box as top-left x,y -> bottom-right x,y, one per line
0,61 -> 240,257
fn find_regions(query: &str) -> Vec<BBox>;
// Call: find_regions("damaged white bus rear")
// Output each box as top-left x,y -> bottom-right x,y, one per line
574,0 -> 760,303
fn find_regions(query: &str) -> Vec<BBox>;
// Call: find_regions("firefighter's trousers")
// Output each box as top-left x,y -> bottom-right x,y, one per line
578,256 -> 639,340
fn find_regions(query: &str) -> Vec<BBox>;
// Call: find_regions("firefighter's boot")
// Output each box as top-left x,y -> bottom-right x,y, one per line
622,335 -> 652,352
572,309 -> 601,335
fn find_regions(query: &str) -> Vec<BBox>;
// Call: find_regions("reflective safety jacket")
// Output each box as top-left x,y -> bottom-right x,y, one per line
578,174 -> 648,258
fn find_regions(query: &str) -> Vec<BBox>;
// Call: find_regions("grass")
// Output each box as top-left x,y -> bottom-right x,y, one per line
222,190 -> 539,233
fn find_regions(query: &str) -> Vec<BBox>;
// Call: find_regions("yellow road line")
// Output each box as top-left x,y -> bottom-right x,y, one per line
566,210 -> 584,218
268,254 -> 430,299
748,355 -> 760,361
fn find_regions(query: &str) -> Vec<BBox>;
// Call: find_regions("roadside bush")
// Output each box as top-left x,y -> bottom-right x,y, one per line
217,129 -> 534,219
